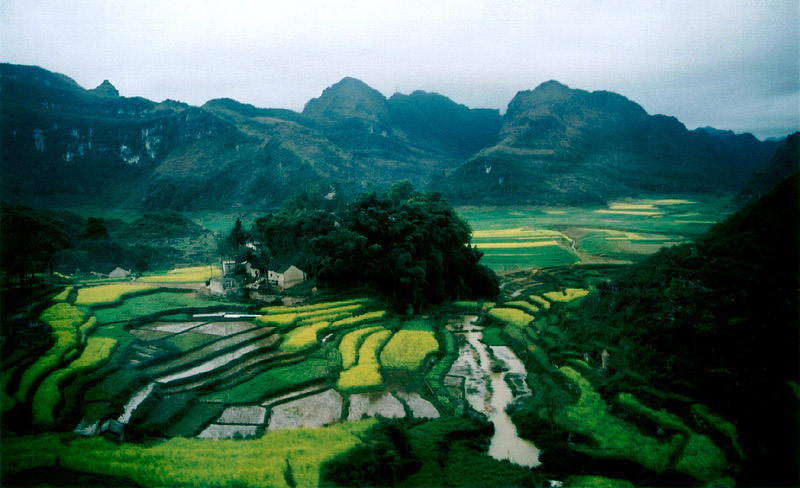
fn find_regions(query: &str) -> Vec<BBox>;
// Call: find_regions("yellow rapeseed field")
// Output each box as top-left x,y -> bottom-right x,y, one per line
380,330 -> 438,370
488,308 -> 535,328
337,329 -> 392,391
339,326 -> 384,370
476,240 -> 560,249
139,266 -> 221,283
74,283 -> 153,307
280,321 -> 331,352
2,420 -> 376,488
543,288 -> 590,302
32,337 -> 117,425
14,304 -> 87,402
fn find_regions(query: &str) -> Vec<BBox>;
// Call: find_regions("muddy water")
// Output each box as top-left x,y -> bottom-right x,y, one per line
450,317 -> 540,468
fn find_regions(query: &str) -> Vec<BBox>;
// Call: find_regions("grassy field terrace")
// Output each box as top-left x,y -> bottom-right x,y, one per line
1,261 -> 743,487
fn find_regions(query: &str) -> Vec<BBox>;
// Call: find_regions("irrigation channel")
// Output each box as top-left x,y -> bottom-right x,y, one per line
448,316 -> 540,468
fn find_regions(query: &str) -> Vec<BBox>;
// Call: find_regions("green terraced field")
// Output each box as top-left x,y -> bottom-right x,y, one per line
91,291 -> 227,324
201,358 -> 330,404
459,196 -> 729,267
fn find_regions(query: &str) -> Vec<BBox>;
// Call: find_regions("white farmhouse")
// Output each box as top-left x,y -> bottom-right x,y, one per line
108,267 -> 131,279
268,259 -> 306,289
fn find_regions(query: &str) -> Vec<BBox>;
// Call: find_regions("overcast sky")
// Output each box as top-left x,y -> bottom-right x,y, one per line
1,1 -> 798,139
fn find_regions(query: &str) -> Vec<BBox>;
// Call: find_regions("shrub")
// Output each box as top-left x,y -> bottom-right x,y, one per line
616,392 -> 689,433
320,420 -> 419,487
554,367 -> 681,473
565,476 -> 635,488
691,404 -> 743,459
401,318 -> 436,331
673,433 -> 729,482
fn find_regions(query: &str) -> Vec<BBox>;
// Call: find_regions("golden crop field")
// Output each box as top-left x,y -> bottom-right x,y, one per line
337,329 -> 392,391
14,304 -> 87,403
260,297 -> 371,315
2,420 -> 376,488
472,228 -> 565,239
503,300 -> 540,315
74,283 -> 153,307
32,337 -> 117,425
139,266 -> 221,283
280,321 -> 331,352
339,326 -> 384,370
330,310 -> 387,330
476,240 -> 560,249
543,288 -> 590,302
380,330 -> 438,371
488,308 -> 535,328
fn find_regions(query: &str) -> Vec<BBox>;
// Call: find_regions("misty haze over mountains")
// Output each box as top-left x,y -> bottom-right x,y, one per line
0,63 -> 790,211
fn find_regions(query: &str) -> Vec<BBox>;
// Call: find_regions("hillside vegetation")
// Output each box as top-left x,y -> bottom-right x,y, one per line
508,173 -> 799,486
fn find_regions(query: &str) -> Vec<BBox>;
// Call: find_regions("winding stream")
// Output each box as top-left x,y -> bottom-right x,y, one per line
449,317 -> 540,468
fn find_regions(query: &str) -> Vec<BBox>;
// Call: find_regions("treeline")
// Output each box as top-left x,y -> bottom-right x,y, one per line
0,206 -> 209,283
250,181 -> 499,311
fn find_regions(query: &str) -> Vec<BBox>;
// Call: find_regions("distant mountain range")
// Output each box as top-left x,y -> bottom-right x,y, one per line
0,63 -> 788,211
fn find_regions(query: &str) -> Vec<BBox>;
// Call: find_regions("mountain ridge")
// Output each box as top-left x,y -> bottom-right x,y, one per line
0,63 -> 783,211
434,80 -> 779,205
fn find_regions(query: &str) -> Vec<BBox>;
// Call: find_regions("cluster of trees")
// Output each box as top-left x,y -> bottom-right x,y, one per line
320,420 -> 419,486
0,206 -> 205,283
251,181 -> 499,311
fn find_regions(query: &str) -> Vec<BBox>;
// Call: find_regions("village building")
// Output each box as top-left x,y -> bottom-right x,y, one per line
108,267 -> 132,279
267,259 -> 306,289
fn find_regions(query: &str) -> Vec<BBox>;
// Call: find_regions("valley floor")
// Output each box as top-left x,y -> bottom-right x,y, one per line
1,261 -> 742,487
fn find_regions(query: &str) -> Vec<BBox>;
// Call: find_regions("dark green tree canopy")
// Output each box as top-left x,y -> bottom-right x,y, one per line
252,181 -> 498,310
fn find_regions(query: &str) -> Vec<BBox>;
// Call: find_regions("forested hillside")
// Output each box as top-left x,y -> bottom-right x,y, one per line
560,171 -> 799,486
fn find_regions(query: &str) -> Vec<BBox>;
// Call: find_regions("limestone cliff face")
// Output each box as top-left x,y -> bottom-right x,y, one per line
0,64 -> 250,209
436,81 -> 779,205
1,66 -> 503,210
0,64 -> 781,210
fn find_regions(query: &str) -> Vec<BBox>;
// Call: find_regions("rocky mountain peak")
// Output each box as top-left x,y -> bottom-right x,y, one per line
302,76 -> 388,121
505,79 -> 647,123
90,79 -> 119,98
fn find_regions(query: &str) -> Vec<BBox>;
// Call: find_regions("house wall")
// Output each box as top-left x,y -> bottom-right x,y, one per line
266,265 -> 306,288
282,266 -> 306,288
